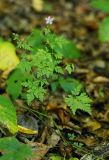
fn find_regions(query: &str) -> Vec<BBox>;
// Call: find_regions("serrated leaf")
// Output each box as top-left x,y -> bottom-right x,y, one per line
0,96 -> 18,134
65,64 -> 74,74
71,83 -> 82,96
99,17 -> 109,42
65,92 -> 92,114
90,0 -> 109,14
0,137 -> 32,160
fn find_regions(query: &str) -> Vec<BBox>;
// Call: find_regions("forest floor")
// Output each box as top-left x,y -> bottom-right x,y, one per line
0,0 -> 109,159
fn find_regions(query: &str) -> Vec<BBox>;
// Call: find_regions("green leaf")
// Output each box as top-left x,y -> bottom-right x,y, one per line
53,38 -> 80,59
45,30 -> 80,59
0,96 -> 18,134
61,40 -> 80,59
90,0 -> 109,14
48,155 -> 62,160
99,17 -> 109,42
65,64 -> 74,74
17,61 -> 31,73
32,49 -> 55,78
0,137 -> 32,160
7,69 -> 31,100
65,92 -> 92,114
59,78 -> 82,93
71,83 -> 82,96
27,29 -> 43,54
13,33 -> 32,51
22,80 -> 46,104
13,29 -> 43,53
43,3 -> 53,12
51,82 -> 59,92
0,38 -> 4,44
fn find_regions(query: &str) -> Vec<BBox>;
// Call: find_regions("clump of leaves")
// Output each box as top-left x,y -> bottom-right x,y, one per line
7,27 -> 92,114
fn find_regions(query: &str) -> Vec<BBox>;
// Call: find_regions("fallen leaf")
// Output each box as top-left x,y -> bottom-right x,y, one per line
0,41 -> 19,78
58,109 -> 70,125
47,132 -> 60,147
82,117 -> 101,131
93,76 -> 109,83
28,142 -> 50,160
18,125 -> 38,135
32,0 -> 44,12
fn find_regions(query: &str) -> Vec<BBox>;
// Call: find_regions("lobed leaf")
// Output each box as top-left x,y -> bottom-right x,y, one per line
65,91 -> 92,114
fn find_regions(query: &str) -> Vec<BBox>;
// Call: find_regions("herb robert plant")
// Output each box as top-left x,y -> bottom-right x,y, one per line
7,16 -> 92,114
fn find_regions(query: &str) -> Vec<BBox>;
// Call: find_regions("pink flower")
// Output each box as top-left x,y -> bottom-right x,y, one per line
45,16 -> 54,25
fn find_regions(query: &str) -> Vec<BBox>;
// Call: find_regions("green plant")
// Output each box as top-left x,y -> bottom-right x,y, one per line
7,25 -> 92,114
65,83 -> 92,114
90,0 -> 109,42
73,142 -> 84,150
67,133 -> 84,156
68,133 -> 76,140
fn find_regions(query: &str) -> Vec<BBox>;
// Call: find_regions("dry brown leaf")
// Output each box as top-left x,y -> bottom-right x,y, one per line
66,121 -> 81,134
82,117 -> 101,131
28,142 -> 50,160
28,132 -> 60,159
94,129 -> 109,139
46,97 -> 67,111
58,109 -> 70,125
75,136 -> 96,147
93,76 -> 109,83
84,14 -> 99,30
47,132 -> 60,147
46,102 -> 58,111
